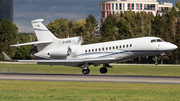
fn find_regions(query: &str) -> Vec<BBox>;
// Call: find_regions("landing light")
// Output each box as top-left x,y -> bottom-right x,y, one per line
117,57 -> 123,59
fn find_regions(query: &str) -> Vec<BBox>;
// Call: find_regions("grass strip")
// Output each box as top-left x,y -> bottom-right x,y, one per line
0,80 -> 180,101
0,64 -> 180,76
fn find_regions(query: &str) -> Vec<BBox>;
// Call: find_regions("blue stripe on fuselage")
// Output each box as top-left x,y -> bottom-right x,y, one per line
74,50 -> 168,58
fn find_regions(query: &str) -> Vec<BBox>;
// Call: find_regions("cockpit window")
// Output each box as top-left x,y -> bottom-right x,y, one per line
157,39 -> 164,42
151,39 -> 156,43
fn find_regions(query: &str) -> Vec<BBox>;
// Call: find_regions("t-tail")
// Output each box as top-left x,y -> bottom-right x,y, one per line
10,19 -> 83,60
31,19 -> 57,41
11,19 -> 58,52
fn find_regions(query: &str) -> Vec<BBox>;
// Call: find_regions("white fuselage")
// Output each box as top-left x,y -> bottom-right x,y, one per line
9,19 -> 178,74
34,37 -> 177,64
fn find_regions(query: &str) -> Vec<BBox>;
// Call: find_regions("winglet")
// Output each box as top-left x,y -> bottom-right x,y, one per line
2,52 -> 12,61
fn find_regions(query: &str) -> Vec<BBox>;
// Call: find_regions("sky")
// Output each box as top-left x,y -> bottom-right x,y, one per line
14,0 -> 177,33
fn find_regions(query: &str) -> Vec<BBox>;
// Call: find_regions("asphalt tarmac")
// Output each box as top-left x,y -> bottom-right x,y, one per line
0,73 -> 180,84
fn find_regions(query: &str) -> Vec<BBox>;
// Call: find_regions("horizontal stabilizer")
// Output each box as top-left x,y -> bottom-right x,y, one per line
10,40 -> 53,47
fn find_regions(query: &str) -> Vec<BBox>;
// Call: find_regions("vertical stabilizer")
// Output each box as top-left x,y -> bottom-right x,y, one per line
31,19 -> 57,41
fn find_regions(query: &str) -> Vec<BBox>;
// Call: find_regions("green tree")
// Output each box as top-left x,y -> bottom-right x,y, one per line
0,19 -> 18,60
175,17 -> 180,64
47,18 -> 69,38
85,14 -> 99,44
101,14 -> 119,42
16,33 -> 38,59
14,35 -> 31,59
176,0 -> 180,10
166,7 -> 179,64
74,19 -> 86,37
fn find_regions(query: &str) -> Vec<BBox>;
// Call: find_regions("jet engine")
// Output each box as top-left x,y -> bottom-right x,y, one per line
49,46 -> 72,59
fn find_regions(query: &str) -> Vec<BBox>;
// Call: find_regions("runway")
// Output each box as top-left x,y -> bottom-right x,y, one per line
0,73 -> 180,84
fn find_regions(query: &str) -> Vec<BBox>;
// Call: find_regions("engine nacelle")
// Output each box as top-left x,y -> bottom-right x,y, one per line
49,46 -> 72,59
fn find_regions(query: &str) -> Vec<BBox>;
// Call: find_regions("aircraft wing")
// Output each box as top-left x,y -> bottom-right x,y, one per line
18,57 -> 115,63
10,40 -> 53,47
2,51 -> 115,67
18,57 -> 115,67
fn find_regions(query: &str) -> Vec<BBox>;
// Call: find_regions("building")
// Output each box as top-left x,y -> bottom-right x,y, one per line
100,0 -> 173,24
158,2 -> 173,15
0,0 -> 13,22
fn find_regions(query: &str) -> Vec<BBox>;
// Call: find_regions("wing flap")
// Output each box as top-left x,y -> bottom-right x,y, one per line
10,40 -> 53,47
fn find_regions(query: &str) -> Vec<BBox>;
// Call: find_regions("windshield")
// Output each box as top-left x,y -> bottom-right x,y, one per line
157,39 -> 164,42
151,39 -> 164,43
151,39 -> 156,43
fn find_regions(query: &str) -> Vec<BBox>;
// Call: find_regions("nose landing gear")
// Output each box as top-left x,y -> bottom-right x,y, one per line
82,63 -> 90,75
154,55 -> 158,65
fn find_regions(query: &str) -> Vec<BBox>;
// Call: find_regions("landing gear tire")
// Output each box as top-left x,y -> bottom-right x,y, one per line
100,67 -> 107,74
154,55 -> 158,65
155,62 -> 158,65
82,69 -> 90,75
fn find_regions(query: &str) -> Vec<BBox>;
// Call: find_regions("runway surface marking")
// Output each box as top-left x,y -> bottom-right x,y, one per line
0,73 -> 180,84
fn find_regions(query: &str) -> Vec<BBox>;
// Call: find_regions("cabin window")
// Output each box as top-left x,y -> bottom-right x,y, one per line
130,44 -> 132,47
151,39 -> 156,43
116,46 -> 118,49
85,50 -> 87,53
120,45 -> 121,49
89,50 -> 91,52
95,49 -> 97,52
113,46 -> 115,49
126,45 -> 128,48
92,49 -> 94,52
99,48 -> 101,51
102,48 -> 104,51
106,47 -> 108,50
109,47 -> 111,50
123,45 -> 125,48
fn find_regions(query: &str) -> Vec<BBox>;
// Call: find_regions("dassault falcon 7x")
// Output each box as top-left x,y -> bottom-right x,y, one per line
7,19 -> 178,75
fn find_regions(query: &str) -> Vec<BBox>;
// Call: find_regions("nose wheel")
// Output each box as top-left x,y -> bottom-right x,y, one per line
82,69 -> 90,75
100,67 -> 107,73
154,55 -> 158,65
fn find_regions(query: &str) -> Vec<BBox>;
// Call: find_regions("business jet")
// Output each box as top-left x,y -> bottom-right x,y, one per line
5,19 -> 177,75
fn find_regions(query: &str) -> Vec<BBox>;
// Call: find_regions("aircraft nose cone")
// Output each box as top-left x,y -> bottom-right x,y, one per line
170,44 -> 178,50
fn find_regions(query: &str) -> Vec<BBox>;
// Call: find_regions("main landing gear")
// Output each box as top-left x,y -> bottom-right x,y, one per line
82,63 -> 90,75
100,67 -> 107,73
100,64 -> 113,74
154,55 -> 158,65
82,69 -> 90,75
81,64 -> 113,75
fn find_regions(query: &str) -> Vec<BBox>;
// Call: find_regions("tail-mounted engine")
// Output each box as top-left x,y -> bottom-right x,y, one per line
48,36 -> 83,59
49,46 -> 72,59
